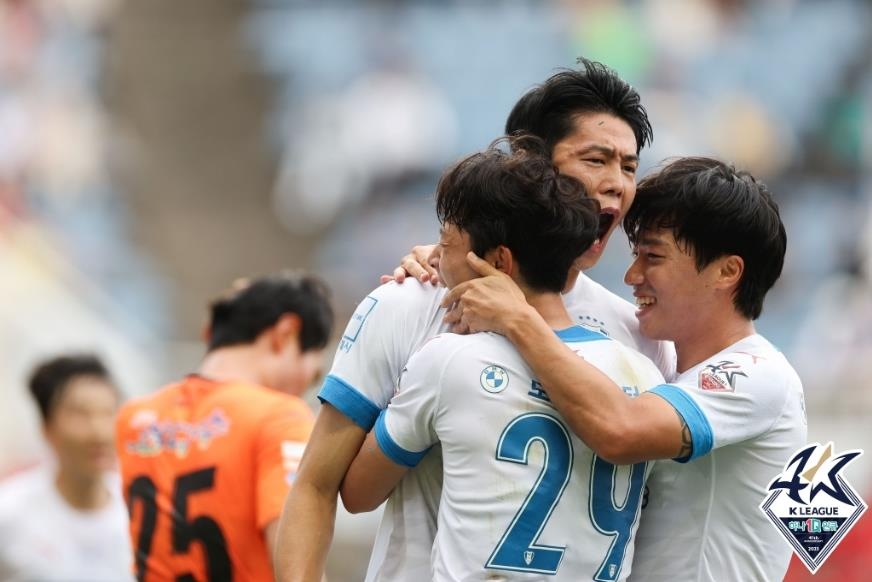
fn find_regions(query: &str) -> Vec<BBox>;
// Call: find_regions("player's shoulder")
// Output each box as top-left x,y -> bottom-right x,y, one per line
363,280 -> 448,310
689,334 -> 800,394
567,273 -> 637,313
0,466 -> 48,511
218,381 -> 313,419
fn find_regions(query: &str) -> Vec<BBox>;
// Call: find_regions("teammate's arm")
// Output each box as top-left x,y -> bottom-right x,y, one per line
340,430 -> 409,513
443,253 -> 689,465
274,404 -> 366,582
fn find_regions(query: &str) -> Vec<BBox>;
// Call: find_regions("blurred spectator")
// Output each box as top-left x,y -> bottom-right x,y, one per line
0,354 -> 133,581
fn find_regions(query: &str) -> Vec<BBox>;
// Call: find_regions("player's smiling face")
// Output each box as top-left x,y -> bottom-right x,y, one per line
624,228 -> 722,343
551,112 -> 639,270
433,223 -> 478,290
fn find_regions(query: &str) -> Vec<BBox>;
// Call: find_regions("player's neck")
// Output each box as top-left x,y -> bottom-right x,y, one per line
55,467 -> 110,511
198,347 -> 266,387
525,290 -> 574,330
674,314 -> 756,373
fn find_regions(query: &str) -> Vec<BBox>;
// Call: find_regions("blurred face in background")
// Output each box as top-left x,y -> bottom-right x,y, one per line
43,375 -> 119,480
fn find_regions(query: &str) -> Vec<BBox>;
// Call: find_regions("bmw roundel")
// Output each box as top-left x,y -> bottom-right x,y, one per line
480,365 -> 509,393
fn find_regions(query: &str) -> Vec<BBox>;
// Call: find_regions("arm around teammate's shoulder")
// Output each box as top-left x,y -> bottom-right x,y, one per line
274,404 -> 367,582
503,306 -> 692,465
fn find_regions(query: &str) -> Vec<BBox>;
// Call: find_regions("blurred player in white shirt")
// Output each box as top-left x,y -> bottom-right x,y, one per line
0,355 -> 133,581
444,157 -> 806,581
341,138 -> 665,581
275,58 -> 676,582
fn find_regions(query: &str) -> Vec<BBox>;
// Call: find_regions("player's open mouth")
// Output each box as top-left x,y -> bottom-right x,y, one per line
597,210 -> 617,241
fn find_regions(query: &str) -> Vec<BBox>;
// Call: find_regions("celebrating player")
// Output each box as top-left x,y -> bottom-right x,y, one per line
341,137 -> 665,580
116,273 -> 333,581
275,58 -> 675,582
443,157 -> 807,581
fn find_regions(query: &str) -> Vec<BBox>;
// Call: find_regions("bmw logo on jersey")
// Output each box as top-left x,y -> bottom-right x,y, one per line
480,365 -> 509,394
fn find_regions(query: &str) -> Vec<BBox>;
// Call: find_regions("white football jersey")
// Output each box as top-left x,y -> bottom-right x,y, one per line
563,273 -> 676,379
0,466 -> 133,581
318,280 -> 449,582
376,326 -> 665,581
632,334 -> 807,582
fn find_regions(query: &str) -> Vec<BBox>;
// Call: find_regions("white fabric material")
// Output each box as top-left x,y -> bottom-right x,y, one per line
378,328 -> 664,581
0,466 -> 133,581
632,334 -> 807,582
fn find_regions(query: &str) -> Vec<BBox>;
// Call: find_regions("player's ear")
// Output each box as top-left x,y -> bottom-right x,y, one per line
488,245 -> 514,276
270,313 -> 302,353
716,255 -> 744,290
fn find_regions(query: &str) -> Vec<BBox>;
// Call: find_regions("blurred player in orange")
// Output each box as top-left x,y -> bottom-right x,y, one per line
115,272 -> 334,582
0,354 -> 132,581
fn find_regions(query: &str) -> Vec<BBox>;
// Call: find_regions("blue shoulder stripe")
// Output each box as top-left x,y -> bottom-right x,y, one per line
317,374 -> 381,431
374,410 -> 428,468
555,325 -> 610,343
649,384 -> 714,462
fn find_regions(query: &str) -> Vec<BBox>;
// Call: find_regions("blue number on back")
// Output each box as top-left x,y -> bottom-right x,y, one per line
486,413 -> 573,574
589,457 -> 647,581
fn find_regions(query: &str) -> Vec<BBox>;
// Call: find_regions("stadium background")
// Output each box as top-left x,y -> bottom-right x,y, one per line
0,0 -> 870,579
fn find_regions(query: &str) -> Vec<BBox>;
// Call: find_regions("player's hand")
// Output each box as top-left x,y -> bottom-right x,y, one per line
441,252 -> 528,334
379,244 -> 440,285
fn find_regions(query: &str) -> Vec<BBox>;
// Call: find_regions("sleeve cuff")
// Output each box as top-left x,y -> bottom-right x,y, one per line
374,410 -> 429,468
649,384 -> 714,463
317,375 -> 381,431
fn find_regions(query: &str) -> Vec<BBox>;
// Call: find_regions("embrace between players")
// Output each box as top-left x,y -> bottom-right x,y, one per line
113,57 -> 803,582
275,58 -> 805,582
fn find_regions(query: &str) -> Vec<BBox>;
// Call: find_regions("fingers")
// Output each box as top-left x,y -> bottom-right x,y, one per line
400,256 -> 438,284
441,281 -> 469,308
379,275 -> 393,285
443,304 -> 461,327
466,252 -> 502,276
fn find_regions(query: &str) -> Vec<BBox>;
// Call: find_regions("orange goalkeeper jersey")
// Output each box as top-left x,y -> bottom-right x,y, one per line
115,375 -> 313,582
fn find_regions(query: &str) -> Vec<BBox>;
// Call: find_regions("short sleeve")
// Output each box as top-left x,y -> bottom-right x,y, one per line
374,335 -> 457,467
254,397 -> 315,529
318,282 -> 446,431
649,355 -> 790,462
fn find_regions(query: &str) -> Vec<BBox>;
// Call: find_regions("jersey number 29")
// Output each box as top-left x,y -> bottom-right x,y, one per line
485,413 -> 646,581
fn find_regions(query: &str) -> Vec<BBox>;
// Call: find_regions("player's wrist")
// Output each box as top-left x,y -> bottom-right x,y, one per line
503,303 -> 543,343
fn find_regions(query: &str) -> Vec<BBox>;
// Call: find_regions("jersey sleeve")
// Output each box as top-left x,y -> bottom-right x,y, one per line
254,397 -> 315,529
318,281 -> 445,431
648,355 -> 790,463
373,335 -> 457,468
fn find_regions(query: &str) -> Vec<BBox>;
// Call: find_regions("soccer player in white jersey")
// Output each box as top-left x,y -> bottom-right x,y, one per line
442,157 -> 807,581
275,58 -> 675,582
341,138 -> 665,581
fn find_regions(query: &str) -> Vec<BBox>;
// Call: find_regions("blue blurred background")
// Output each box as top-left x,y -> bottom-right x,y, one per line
1,0 -> 870,579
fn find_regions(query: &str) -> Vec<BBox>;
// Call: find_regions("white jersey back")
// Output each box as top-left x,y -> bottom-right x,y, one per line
632,334 -> 807,581
318,281 -> 449,582
376,326 -> 665,581
563,273 -> 676,378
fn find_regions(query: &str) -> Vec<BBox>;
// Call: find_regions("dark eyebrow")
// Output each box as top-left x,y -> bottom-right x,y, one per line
577,144 -> 638,163
637,234 -> 667,248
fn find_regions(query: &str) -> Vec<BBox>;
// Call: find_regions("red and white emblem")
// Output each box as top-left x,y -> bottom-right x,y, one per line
698,360 -> 747,392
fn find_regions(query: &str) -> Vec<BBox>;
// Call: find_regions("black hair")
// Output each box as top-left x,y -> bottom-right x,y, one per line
435,135 -> 600,292
624,157 -> 786,320
207,272 -> 334,352
505,57 -> 653,155
28,354 -> 114,423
